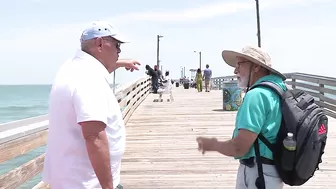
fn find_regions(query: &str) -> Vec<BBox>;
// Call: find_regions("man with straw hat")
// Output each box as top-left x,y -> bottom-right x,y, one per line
196,45 -> 286,189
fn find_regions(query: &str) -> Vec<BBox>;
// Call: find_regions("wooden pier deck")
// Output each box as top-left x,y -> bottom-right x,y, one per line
121,87 -> 336,189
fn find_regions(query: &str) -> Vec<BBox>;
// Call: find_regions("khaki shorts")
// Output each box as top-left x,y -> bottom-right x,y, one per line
205,79 -> 210,86
236,163 -> 283,189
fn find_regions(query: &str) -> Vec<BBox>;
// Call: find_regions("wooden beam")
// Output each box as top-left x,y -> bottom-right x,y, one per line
0,115 -> 48,133
0,154 -> 45,189
292,74 -> 336,87
32,181 -> 51,189
124,87 -> 150,124
122,84 -> 144,118
0,130 -> 48,164
316,100 -> 336,112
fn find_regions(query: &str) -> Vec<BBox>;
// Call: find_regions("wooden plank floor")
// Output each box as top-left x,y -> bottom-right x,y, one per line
121,86 -> 336,189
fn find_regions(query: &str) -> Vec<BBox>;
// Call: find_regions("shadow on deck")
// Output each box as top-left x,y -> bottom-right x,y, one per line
121,87 -> 336,189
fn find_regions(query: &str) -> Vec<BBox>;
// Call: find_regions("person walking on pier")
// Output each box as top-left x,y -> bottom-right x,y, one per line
42,20 -> 140,189
203,64 -> 212,92
196,68 -> 203,92
196,45 -> 286,189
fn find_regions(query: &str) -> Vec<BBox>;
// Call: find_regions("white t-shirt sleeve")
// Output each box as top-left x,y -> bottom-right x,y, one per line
72,77 -> 108,125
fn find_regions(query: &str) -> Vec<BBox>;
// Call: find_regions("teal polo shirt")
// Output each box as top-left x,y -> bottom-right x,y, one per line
232,74 -> 286,160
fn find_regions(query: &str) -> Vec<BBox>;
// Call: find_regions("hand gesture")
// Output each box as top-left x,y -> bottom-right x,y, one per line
123,60 -> 141,72
196,137 -> 218,154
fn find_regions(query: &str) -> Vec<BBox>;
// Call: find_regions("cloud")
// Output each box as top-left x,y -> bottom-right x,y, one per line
116,2 -> 253,22
27,0 -> 45,3
2,0 -> 332,46
107,0 -> 331,23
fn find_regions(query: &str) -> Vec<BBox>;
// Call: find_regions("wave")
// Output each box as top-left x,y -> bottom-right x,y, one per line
0,105 -> 47,111
0,105 -> 48,124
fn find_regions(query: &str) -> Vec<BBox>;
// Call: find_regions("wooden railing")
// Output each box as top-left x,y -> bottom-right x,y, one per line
211,72 -> 336,118
284,72 -> 336,118
211,75 -> 237,89
0,76 -> 151,189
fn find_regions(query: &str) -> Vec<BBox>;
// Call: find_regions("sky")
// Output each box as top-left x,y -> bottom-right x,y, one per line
0,0 -> 335,85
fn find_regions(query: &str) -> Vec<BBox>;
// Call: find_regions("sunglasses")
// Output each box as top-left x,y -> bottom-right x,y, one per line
115,42 -> 121,49
102,37 -> 121,49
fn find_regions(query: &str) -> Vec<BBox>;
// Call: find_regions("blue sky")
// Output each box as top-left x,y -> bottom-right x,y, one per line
0,0 -> 335,84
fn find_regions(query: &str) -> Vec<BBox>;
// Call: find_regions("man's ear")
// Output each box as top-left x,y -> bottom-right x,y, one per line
94,37 -> 103,50
253,65 -> 262,73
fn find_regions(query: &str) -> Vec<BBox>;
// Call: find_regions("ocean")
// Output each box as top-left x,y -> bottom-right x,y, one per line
0,84 -> 119,188
0,85 -> 51,124
0,85 -> 50,188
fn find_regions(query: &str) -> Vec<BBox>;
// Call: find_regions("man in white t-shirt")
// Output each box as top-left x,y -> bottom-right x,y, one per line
42,20 -> 140,189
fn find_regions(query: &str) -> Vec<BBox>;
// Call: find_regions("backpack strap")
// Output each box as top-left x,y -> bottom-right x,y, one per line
254,139 -> 266,189
258,134 -> 275,152
251,81 -> 283,189
250,81 -> 283,152
250,81 -> 285,97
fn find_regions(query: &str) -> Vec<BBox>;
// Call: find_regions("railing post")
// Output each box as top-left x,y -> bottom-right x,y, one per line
292,78 -> 296,89
319,83 -> 324,103
113,71 -> 116,93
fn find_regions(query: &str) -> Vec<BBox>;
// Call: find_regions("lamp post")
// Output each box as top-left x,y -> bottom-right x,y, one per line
193,51 -> 202,69
255,0 -> 261,47
157,35 -> 164,70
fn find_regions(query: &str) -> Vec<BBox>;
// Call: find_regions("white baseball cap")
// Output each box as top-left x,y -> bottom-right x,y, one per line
80,20 -> 129,43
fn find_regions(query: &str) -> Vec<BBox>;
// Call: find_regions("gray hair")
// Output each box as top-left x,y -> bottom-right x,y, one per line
80,39 -> 95,52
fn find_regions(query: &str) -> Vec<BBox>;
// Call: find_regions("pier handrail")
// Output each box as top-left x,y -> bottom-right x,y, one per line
284,72 -> 336,118
211,75 -> 237,90
211,72 -> 336,118
0,76 -> 151,189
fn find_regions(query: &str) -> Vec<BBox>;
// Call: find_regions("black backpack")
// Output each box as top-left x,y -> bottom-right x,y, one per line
250,81 -> 328,189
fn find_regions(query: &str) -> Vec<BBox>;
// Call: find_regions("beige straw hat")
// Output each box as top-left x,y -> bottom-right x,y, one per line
221,45 -> 286,80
